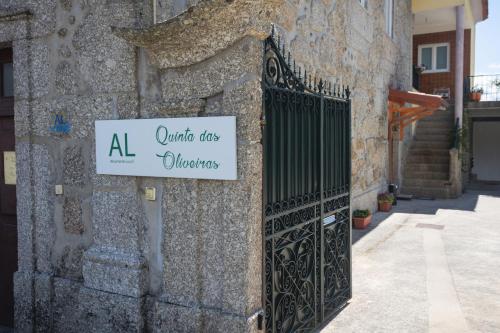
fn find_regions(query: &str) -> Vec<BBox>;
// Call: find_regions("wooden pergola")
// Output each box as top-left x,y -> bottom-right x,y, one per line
388,89 -> 449,141
388,89 -> 449,183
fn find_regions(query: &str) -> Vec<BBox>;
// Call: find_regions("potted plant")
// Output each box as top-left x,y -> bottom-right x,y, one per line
469,86 -> 483,102
352,209 -> 372,229
378,193 -> 394,212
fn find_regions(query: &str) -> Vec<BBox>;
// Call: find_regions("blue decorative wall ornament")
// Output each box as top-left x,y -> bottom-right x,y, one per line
50,112 -> 72,134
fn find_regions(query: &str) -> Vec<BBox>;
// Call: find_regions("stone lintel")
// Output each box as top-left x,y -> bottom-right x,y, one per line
0,10 -> 32,23
144,98 -> 206,117
112,0 -> 281,69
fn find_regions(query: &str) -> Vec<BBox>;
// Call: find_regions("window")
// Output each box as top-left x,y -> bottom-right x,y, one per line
0,48 -> 13,98
0,48 -> 13,117
2,63 -> 13,97
358,0 -> 368,9
418,43 -> 450,73
384,0 -> 393,37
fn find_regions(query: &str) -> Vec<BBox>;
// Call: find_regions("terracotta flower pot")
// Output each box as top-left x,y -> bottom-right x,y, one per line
470,92 -> 482,102
353,215 -> 372,229
378,201 -> 392,212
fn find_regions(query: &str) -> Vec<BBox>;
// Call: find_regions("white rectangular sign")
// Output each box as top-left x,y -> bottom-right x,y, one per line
95,117 -> 237,180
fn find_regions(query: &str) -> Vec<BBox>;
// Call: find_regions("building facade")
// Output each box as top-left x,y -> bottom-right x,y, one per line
0,0 -> 412,332
399,0 -> 488,199
413,29 -> 472,99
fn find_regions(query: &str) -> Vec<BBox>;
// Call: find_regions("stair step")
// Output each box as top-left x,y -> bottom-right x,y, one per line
406,155 -> 450,164
405,163 -> 449,172
417,122 -> 454,129
419,113 -> 454,121
414,133 -> 451,142
403,178 -> 451,187
404,170 -> 449,180
409,148 -> 450,156
416,127 -> 454,134
402,107 -> 455,200
419,117 -> 454,123
400,186 -> 450,199
411,141 -> 451,149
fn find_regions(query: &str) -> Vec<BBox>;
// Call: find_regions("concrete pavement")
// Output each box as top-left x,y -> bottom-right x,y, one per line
322,190 -> 500,333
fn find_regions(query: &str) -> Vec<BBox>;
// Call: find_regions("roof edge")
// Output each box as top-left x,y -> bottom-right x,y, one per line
482,0 -> 488,20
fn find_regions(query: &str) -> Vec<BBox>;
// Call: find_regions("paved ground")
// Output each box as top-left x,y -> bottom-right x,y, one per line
322,189 -> 500,333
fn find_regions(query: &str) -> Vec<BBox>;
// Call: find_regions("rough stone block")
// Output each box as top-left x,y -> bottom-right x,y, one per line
161,178 -> 199,305
52,278 -> 81,333
161,37 -> 262,101
72,9 -> 136,94
221,79 -> 262,143
219,182 -> 262,314
58,44 -> 72,59
55,60 -> 79,95
116,92 -> 140,119
63,197 -> 84,234
24,0 -> 57,37
12,39 -> 31,101
196,180 -> 225,307
14,99 -> 30,138
14,271 -> 34,333
91,191 -> 144,250
16,142 -> 35,272
202,307 -> 260,333
34,273 -> 53,332
77,286 -> 145,333
26,38 -> 51,99
160,163 -> 262,315
0,19 -> 29,43
82,247 -> 147,298
153,301 -> 202,333
63,144 -> 86,185
55,245 -> 85,280
105,0 -> 138,27
33,95 -> 116,138
236,142 -> 263,183
153,300 -> 259,333
32,144 -> 55,274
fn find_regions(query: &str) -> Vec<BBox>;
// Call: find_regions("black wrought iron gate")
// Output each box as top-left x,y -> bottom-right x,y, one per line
263,34 -> 352,333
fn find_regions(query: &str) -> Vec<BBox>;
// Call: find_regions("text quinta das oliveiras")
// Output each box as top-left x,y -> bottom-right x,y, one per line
155,125 -> 221,170
108,126 -> 222,169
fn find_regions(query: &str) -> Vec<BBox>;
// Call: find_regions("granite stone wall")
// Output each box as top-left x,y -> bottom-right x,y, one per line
2,0 -> 412,332
1,0 -> 153,332
274,0 -> 413,211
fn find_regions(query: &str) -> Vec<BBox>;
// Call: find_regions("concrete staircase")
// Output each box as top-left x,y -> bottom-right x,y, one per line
402,109 -> 455,199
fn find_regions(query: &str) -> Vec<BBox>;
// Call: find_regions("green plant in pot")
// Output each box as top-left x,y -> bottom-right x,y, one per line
470,86 -> 483,102
352,209 -> 372,229
378,193 -> 394,212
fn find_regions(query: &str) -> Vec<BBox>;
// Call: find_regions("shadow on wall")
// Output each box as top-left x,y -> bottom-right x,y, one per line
352,189 -> 500,245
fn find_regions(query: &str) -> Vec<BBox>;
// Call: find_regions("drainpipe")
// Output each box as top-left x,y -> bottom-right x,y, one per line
455,5 -> 465,127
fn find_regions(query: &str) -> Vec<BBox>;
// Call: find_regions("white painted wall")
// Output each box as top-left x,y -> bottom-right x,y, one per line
472,121 -> 500,181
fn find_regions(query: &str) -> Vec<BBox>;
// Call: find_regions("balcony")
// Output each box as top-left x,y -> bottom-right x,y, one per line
465,74 -> 500,102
